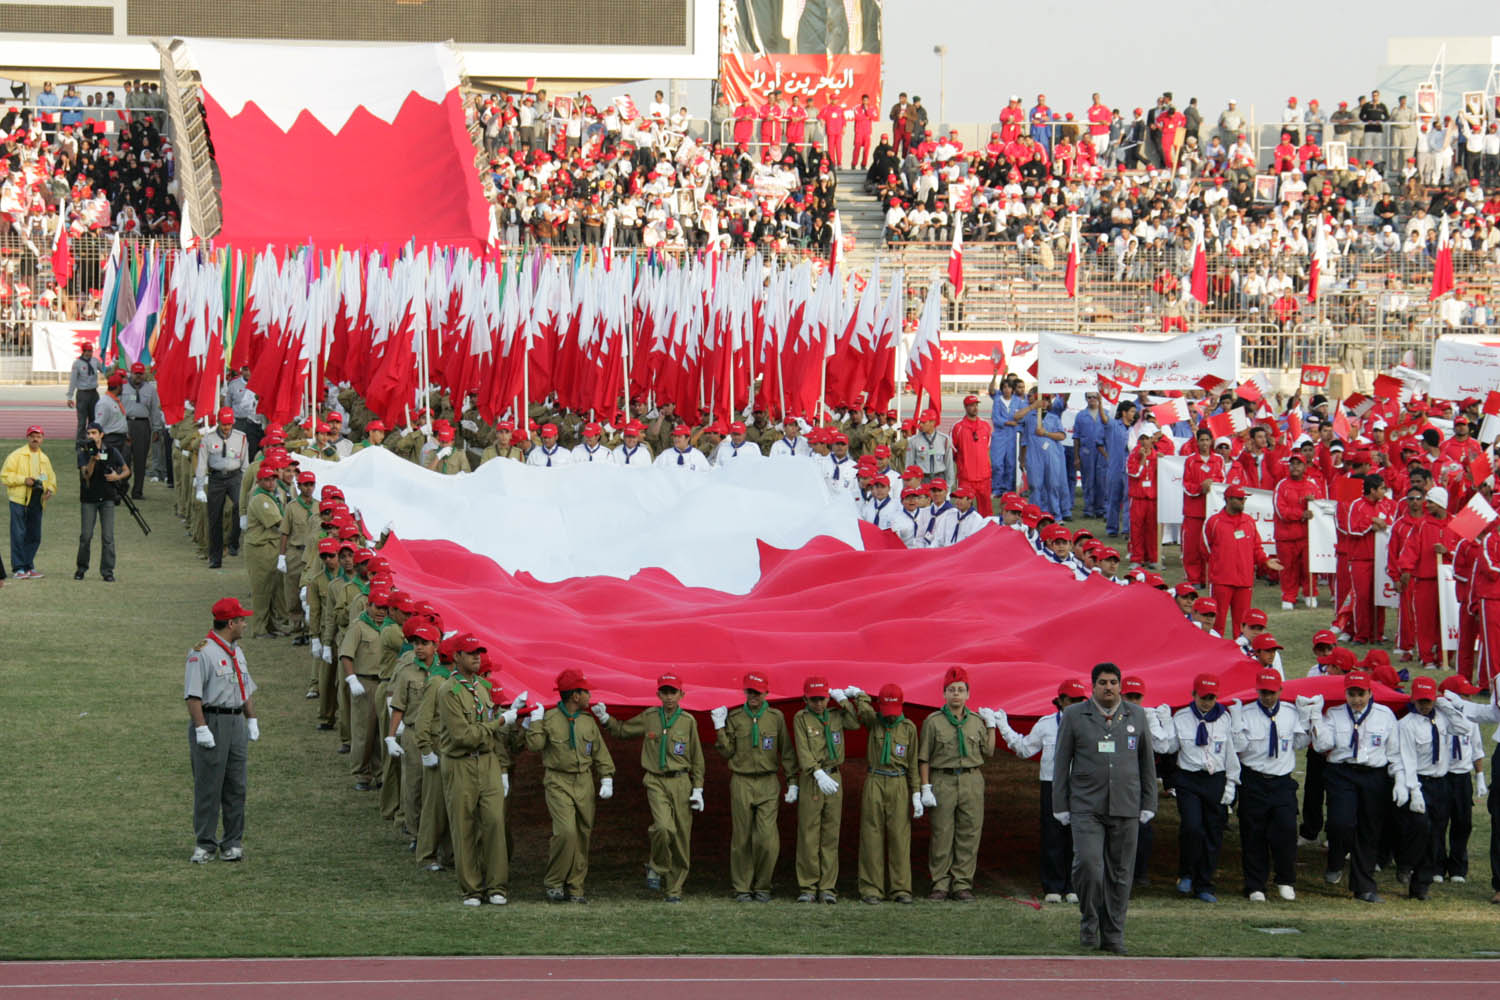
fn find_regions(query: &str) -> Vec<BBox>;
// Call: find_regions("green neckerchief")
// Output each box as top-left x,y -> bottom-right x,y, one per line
941,705 -> 969,758
251,485 -> 284,513
430,662 -> 452,680
878,714 -> 906,766
355,578 -> 370,596
557,701 -> 582,748
296,495 -> 315,513
810,708 -> 839,762
400,641 -> 414,654
322,566 -> 335,582
358,612 -> 382,632
657,705 -> 683,770
743,700 -> 767,746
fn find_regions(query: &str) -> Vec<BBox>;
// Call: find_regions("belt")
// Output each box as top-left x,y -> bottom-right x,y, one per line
936,766 -> 977,775
733,770 -> 776,778
462,750 -> 491,759
356,672 -> 381,680
203,705 -> 243,715
868,767 -> 905,778
209,468 -> 241,477
1336,761 -> 1384,773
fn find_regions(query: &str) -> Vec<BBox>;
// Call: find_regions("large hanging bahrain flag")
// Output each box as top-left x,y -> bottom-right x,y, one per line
183,39 -> 490,249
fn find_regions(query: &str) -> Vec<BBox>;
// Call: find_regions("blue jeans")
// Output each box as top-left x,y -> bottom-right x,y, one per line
10,499 -> 44,573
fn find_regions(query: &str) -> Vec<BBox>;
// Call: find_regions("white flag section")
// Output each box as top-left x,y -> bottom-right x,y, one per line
1037,328 -> 1239,393
1206,482 -> 1274,544
1440,560 -> 1461,652
1428,335 -> 1500,402
1157,456 -> 1186,526
30,321 -> 98,373
299,448 -> 863,594
1374,530 -> 1400,609
1307,499 -> 1338,574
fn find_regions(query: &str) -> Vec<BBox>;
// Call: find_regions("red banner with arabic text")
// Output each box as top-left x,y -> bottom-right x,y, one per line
720,54 -> 881,112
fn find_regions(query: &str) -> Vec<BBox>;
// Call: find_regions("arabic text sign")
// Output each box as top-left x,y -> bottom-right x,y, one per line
1206,482 -> 1274,544
1427,335 -> 1500,401
1038,329 -> 1239,394
938,333 -> 1041,381
720,54 -> 882,112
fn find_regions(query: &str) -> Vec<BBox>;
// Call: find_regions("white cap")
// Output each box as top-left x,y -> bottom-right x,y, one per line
1372,419 -> 1389,429
1139,422 -> 1160,437
1427,486 -> 1449,508
1214,436 -> 1232,448
1010,94 -> 1020,102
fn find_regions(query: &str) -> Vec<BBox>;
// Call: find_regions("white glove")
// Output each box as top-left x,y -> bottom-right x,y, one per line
911,791 -> 925,819
345,674 -> 366,698
421,751 -> 439,769
1436,697 -> 1464,719
599,777 -> 613,800
1310,694 -> 1325,713
1441,690 -> 1472,717
195,487 -> 207,503
843,685 -> 864,699
1220,784 -> 1236,806
1154,703 -> 1174,726
784,785 -> 799,804
299,585 -> 307,603
1294,694 -> 1315,723
1410,786 -> 1427,814
500,709 -> 517,726
239,515 -> 249,531
1393,782 -> 1410,807
436,446 -> 452,460
1477,773 -> 1489,799
386,696 -> 393,713
276,554 -> 288,573
689,787 -> 705,812
395,720 -> 405,736
321,647 -> 332,664
590,702 -> 610,724
381,520 -> 396,538
813,768 -> 840,795
1140,810 -> 1155,824
246,718 -> 260,741
310,638 -> 322,658
502,773 -> 510,796
710,706 -> 728,730
528,704 -> 544,725
385,735 -> 404,758
992,707 -> 1009,731
194,725 -> 216,748
977,707 -> 997,729
461,419 -> 478,432
1228,699 -> 1245,726
1054,811 -> 1071,826
510,691 -> 528,712
829,688 -> 848,703
920,784 -> 938,808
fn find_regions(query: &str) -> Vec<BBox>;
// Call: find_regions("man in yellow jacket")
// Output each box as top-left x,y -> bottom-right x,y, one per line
3,425 -> 58,579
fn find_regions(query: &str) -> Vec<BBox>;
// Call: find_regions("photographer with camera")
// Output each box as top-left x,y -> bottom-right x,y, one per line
76,421 -> 130,582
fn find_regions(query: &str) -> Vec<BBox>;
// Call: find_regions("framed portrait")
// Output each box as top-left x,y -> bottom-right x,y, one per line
1253,173 -> 1278,204
552,95 -> 575,118
1416,83 -> 1437,122
1462,91 -> 1486,118
1324,140 -> 1348,171
674,188 -> 697,217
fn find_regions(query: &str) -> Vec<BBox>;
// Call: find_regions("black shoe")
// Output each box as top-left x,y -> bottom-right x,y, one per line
208,561 -> 222,569
1410,887 -> 1430,900
74,570 -> 86,580
734,892 -> 753,902
227,546 -> 239,557
293,636 -> 310,646
753,891 -> 771,903
1100,941 -> 1128,955
1356,892 -> 1383,903
338,744 -> 351,754
354,781 -> 372,791
568,895 -> 588,904
546,888 -> 566,903
101,574 -> 114,582
317,723 -> 334,731
664,896 -> 682,904
130,493 -> 144,500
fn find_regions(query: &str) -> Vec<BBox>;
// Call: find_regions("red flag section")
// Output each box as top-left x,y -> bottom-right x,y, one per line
375,526 -> 1257,717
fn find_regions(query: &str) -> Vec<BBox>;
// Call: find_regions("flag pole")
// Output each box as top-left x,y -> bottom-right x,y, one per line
1438,553 -> 1450,671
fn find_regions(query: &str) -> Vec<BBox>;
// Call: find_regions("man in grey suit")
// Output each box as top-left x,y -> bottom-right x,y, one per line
1053,662 -> 1157,954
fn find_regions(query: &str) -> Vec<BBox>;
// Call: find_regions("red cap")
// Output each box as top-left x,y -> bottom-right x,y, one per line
1003,497 -> 1026,513
1439,675 -> 1483,697
1225,484 -> 1248,499
352,549 -> 373,564
1255,668 -> 1283,691
452,633 -> 486,654
1058,678 -> 1089,699
321,485 -> 345,500
317,537 -> 339,555
556,667 -> 591,691
1411,676 -> 1438,699
366,419 -> 387,433
1173,582 -> 1198,598
671,424 -> 691,437
1041,523 -> 1070,542
743,671 -> 769,694
1122,676 -> 1146,695
1192,596 -> 1218,616
874,445 -> 891,458
402,618 -> 440,642
218,407 -> 235,425
963,394 -> 979,405
1312,629 -> 1339,646
25,424 -> 43,437
903,465 -> 924,479
803,675 -> 830,697
1193,672 -> 1220,695
1244,608 -> 1269,627
656,671 -> 683,691
928,479 -> 949,493
129,362 -> 146,374
1344,670 -> 1372,690
942,666 -> 970,690
211,597 -> 252,619
541,423 -> 559,437
583,422 -> 602,437
107,372 -> 126,388
951,485 -> 975,499
877,682 -> 904,716
296,470 -> 316,485
315,421 -> 332,434
728,421 -> 746,434
1327,647 -> 1358,673
1251,633 -> 1283,652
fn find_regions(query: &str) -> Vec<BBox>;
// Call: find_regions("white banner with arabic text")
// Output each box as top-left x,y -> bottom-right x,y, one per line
1038,329 -> 1239,394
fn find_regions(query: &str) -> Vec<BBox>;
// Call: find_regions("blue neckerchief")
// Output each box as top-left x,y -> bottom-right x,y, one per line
1190,701 -> 1225,747
1256,699 -> 1280,757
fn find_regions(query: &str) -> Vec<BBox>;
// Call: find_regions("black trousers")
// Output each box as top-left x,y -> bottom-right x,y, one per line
1174,768 -> 1227,894
1399,773 -> 1452,896
1133,816 -> 1153,882
234,419 -> 263,462
1239,769 -> 1299,893
1038,781 -> 1073,895
1299,750 -> 1326,839
1325,762 -> 1388,897
127,417 -> 151,497
1444,772 -> 1473,878
206,471 -> 242,562
75,389 -> 98,440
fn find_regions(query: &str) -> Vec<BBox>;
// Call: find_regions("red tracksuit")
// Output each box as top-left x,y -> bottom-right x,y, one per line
1474,532 -> 1500,687
951,416 -> 993,517
1181,451 -> 1225,587
1397,513 -> 1460,666
1345,496 -> 1387,644
1389,512 -> 1422,656
1453,536 -> 1481,682
1127,446 -> 1158,566
1203,508 -> 1272,637
1273,474 -> 1324,603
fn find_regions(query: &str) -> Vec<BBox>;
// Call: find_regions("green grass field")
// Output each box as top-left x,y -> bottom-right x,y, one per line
3,436 -> 1497,960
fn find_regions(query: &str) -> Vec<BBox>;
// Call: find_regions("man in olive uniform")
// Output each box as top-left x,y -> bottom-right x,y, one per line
304,538 -> 339,704
340,587 -> 390,790
525,668 -> 616,902
244,460 -> 287,638
439,634 -> 518,906
238,428 -> 285,516
277,469 -> 319,649
598,672 -> 706,902
375,595 -> 409,823
299,422 -> 342,462
353,419 -> 388,452
387,618 -> 440,844
918,666 -> 997,900
854,683 -> 922,903
184,597 -> 260,863
711,671 -> 800,902
792,676 -> 862,903
414,637 -> 456,871
316,542 -> 354,734
427,423 -> 471,474
330,548 -> 373,750
479,424 -> 525,465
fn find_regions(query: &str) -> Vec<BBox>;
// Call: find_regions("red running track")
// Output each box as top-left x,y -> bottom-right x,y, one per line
0,400 -> 75,439
1,956 -> 1495,999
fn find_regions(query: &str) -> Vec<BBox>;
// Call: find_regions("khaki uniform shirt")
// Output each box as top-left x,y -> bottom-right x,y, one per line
245,487 -> 285,547
525,706 -> 616,776
856,698 -> 921,792
438,674 -> 515,758
792,702 -> 861,774
338,613 -> 385,678
413,664 -> 454,756
607,707 -> 706,783
715,704 -> 798,782
918,708 -> 994,771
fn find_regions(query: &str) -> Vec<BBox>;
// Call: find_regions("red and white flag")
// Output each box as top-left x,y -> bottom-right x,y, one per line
1097,374 -> 1123,404
1307,217 -> 1328,303
904,278 -> 944,417
1203,408 -> 1250,439
947,216 -> 964,297
1189,222 -> 1208,305
1112,359 -> 1145,386
50,202 -> 73,287
829,210 -> 844,273
1430,214 -> 1454,301
1300,364 -> 1330,388
1150,397 -> 1190,427
1063,213 -> 1080,298
1449,493 -> 1498,541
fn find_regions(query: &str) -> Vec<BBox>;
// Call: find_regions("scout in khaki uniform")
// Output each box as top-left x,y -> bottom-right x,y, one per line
277,469 -> 319,647
387,619 -> 440,846
318,543 -> 356,735
792,676 -> 861,902
339,589 -> 390,790
599,671 -> 706,902
352,419 -> 388,452
244,460 -> 287,638
524,668 -> 615,902
426,423 -> 471,474
479,424 -> 525,465
438,634 -> 517,906
854,683 -> 922,904
414,638 -> 456,871
298,422 -> 342,462
918,666 -> 997,900
375,600 -> 408,824
711,671 -> 799,902
304,538 -> 340,702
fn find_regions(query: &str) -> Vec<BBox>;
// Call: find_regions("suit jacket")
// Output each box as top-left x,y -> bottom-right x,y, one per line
1053,698 -> 1157,819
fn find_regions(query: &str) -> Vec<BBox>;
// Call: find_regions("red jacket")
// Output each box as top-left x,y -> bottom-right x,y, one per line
1273,475 -> 1324,541
1203,510 -> 1271,587
1237,448 -> 1280,491
1440,436 -> 1482,468
1182,452 -> 1225,520
1397,514 -> 1459,580
951,416 -> 992,480
1345,496 -> 1388,561
1473,532 -> 1500,600
1127,447 -> 1158,500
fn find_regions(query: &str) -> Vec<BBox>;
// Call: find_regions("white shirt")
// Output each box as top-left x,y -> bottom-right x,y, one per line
654,446 -> 709,472
1003,712 -> 1062,782
714,439 -> 761,464
527,444 -> 573,468
1312,702 -> 1399,767
821,454 -> 859,495
1230,700 -> 1308,777
769,435 -> 808,458
1392,708 -> 1454,789
571,442 -> 613,463
950,508 -> 987,545
925,505 -> 958,547
861,495 -> 898,529
613,441 -> 653,466
1158,706 -> 1242,785
892,508 -> 922,547
1236,635 -> 1284,677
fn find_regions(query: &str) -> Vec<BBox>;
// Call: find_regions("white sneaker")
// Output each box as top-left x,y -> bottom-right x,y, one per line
1453,876 -> 1467,884
1280,601 -> 1295,611
1296,835 -> 1318,847
1433,874 -> 1444,883
1277,884 -> 1296,901
1305,596 -> 1318,609
1065,892 -> 1079,904
461,897 -> 481,907
1336,631 -> 1351,641
488,893 -> 508,905
1043,892 -> 1062,904
190,847 -> 215,863
219,846 -> 243,862
1248,891 -> 1267,902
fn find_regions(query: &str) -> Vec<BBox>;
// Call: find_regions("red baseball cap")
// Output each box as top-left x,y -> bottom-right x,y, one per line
1255,668 -> 1283,691
657,671 -> 683,691
1058,678 -> 1089,699
1173,582 -> 1198,598
403,619 -> 440,642
25,424 -> 43,437
556,667 -> 591,691
963,394 -> 979,405
317,537 -> 339,555
1411,676 -> 1438,699
877,682 -> 904,716
1344,670 -> 1372,690
129,362 -> 146,374
803,675 -> 830,697
1122,676 -> 1146,695
942,666 -> 970,690
1224,484 -> 1248,499
743,671 -> 769,694
583,422 -> 602,437
928,479 -> 949,493
218,407 -> 235,425
1244,608 -> 1269,627
1439,675 -> 1483,697
1312,629 -> 1339,647
1251,633 -> 1283,652
1192,596 -> 1218,616
903,465 -> 923,479
1193,673 -> 1220,695
453,633 -> 486,654
211,597 -> 252,619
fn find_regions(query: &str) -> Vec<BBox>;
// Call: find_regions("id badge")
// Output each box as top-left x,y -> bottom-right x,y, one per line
1098,739 -> 1116,754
